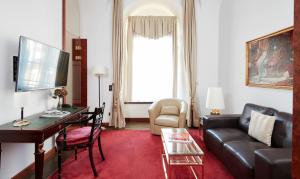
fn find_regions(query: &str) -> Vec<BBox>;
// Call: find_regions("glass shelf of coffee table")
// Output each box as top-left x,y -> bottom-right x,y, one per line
161,128 -> 204,179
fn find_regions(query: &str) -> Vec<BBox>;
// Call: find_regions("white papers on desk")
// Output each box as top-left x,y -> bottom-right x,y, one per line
40,110 -> 71,118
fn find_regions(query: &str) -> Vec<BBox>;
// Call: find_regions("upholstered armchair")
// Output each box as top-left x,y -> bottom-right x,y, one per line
148,98 -> 188,135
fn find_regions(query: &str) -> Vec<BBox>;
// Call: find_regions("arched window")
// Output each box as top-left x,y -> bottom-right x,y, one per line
124,2 -> 184,102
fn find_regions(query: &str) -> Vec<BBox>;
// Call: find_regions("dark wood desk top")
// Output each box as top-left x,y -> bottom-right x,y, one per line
0,106 -> 88,143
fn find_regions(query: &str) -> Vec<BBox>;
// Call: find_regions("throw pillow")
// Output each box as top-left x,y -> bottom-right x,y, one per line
248,110 -> 276,146
160,106 -> 179,115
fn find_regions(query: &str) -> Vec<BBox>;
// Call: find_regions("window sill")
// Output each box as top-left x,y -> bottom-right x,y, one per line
124,102 -> 153,104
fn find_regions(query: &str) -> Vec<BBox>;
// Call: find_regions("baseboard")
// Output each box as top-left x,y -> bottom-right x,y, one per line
126,118 -> 149,122
102,122 -> 109,127
11,147 -> 57,179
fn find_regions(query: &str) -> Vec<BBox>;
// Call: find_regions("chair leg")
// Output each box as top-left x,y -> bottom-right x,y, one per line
98,136 -> 105,161
57,145 -> 62,179
75,148 -> 78,160
88,143 -> 98,177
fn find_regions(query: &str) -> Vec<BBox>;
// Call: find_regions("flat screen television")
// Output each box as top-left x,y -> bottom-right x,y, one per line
15,36 -> 70,92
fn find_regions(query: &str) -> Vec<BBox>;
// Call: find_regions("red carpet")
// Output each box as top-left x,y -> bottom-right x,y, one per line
49,129 -> 233,179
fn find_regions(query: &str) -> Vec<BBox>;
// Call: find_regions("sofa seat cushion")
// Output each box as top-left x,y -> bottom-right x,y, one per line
207,128 -> 254,143
155,115 -> 179,127
223,141 -> 270,179
205,128 -> 255,160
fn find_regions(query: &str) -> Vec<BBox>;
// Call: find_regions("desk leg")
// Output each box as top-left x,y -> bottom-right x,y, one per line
0,143 -> 2,168
35,143 -> 45,179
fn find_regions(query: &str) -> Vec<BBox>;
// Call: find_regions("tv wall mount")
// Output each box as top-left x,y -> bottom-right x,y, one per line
13,56 -> 18,82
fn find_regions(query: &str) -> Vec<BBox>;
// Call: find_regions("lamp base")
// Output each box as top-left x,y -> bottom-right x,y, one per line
210,109 -> 221,115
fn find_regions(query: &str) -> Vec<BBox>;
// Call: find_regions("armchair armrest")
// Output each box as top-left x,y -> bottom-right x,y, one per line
255,148 -> 291,179
148,101 -> 161,121
203,114 -> 241,131
178,101 -> 188,127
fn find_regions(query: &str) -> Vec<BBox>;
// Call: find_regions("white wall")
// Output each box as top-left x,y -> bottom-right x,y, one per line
0,0 -> 62,178
65,0 -> 81,104
124,104 -> 150,118
196,0 -> 223,115
218,0 -> 294,114
79,0 -> 114,122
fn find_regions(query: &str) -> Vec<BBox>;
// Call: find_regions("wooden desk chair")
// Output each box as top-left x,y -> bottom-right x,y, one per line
56,106 -> 105,178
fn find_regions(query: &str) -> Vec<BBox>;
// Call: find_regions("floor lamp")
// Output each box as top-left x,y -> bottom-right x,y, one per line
93,66 -> 107,107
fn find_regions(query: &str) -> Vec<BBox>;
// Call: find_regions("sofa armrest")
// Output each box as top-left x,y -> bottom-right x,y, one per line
203,114 -> 241,131
255,148 -> 292,179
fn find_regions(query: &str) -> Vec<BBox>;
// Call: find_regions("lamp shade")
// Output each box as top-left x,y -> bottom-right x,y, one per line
206,87 -> 225,110
93,66 -> 107,76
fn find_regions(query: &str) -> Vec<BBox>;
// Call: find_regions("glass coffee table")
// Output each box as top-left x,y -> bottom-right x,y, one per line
161,128 -> 204,179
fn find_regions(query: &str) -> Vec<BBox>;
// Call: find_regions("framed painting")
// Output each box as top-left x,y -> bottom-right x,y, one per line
246,27 -> 294,89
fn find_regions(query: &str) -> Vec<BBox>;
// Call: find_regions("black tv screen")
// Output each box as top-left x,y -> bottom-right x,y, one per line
15,36 -> 70,92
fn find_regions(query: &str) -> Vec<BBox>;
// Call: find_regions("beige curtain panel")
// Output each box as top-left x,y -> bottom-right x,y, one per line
125,16 -> 178,101
183,0 -> 200,127
112,0 -> 126,128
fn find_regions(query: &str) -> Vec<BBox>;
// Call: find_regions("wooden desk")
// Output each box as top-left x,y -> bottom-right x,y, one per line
0,106 -> 88,179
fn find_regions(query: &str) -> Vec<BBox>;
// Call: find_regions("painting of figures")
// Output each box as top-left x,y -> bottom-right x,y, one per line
246,27 -> 293,89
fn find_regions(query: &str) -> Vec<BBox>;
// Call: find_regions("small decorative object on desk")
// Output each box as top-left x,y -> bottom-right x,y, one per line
53,88 -> 68,110
13,107 -> 31,127
13,120 -> 31,127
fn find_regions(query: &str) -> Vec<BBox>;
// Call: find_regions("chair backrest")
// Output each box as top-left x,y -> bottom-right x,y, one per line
87,104 -> 105,143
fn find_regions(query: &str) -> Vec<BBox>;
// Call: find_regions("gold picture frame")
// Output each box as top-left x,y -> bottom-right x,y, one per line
246,27 -> 294,90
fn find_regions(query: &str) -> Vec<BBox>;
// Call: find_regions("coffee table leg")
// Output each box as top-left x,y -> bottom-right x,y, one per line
35,142 -> 45,179
162,154 -> 168,179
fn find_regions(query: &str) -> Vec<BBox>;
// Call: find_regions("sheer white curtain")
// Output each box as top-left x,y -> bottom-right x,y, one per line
126,16 -> 178,101
131,35 -> 173,101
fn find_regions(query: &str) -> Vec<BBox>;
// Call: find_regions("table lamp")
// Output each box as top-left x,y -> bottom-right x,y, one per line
93,66 -> 107,107
206,87 -> 225,115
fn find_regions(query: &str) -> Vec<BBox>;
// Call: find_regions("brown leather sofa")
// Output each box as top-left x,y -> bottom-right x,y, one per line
203,103 -> 292,179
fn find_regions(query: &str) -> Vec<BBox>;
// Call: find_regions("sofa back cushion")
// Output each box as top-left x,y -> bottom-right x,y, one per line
239,103 -> 276,132
271,112 -> 293,148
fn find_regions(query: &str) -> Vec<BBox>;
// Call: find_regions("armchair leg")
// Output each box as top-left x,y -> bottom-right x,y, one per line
88,143 -> 98,177
98,136 -> 105,161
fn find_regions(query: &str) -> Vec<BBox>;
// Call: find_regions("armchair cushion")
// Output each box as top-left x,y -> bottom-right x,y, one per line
56,127 -> 100,145
160,106 -> 179,115
155,115 -> 179,127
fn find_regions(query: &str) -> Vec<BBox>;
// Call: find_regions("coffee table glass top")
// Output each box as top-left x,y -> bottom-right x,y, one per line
161,128 -> 204,156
